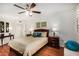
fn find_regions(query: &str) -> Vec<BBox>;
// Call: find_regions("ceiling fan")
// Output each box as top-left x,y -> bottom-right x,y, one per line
14,3 -> 41,16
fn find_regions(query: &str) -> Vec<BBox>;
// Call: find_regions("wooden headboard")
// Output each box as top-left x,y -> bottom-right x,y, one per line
34,29 -> 49,37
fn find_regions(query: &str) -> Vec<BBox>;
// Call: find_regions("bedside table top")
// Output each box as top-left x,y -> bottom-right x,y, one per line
49,36 -> 59,38
48,36 -> 59,40
26,34 -> 32,36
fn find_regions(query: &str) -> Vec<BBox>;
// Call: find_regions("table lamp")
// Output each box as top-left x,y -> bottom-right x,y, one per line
52,27 -> 58,36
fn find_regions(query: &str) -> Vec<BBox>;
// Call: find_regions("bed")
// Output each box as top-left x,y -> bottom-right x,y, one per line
8,29 -> 49,56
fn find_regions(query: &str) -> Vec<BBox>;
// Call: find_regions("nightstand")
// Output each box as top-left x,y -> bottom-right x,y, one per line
48,36 -> 60,48
26,34 -> 32,36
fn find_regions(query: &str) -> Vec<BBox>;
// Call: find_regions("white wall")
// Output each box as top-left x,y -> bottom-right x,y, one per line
75,4 -> 79,43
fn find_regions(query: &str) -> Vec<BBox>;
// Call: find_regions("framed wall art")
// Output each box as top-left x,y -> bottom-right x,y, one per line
0,21 -> 4,33
6,22 -> 9,32
36,22 -> 41,28
41,22 -> 47,27
36,21 -> 47,28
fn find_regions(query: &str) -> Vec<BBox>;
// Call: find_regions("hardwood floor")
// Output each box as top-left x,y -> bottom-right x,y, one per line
0,44 -> 16,56
0,44 -> 64,56
34,46 -> 64,56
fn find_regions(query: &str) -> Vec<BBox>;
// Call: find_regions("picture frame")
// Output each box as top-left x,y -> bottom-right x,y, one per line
36,22 -> 41,28
0,21 -> 4,33
41,22 -> 47,27
6,22 -> 9,32
36,21 -> 47,28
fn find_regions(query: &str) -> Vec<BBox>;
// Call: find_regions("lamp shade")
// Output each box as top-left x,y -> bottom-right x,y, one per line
52,27 -> 58,32
29,28 -> 34,34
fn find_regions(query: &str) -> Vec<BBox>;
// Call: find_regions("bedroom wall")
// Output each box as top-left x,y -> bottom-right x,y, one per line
75,4 -> 79,43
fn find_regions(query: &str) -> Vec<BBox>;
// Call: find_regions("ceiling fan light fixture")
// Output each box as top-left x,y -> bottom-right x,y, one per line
29,12 -> 32,16
14,3 -> 41,16
25,10 -> 29,16
25,10 -> 32,16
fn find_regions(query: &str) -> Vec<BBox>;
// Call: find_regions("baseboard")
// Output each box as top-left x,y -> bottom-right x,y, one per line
0,43 -> 8,47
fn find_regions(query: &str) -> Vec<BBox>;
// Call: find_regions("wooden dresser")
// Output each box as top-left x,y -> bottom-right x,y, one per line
48,36 -> 60,48
26,34 -> 32,36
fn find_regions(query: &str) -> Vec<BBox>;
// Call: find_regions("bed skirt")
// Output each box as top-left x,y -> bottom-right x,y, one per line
9,47 -> 23,56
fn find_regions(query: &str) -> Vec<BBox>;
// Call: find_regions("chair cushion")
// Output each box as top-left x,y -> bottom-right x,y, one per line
65,40 -> 79,51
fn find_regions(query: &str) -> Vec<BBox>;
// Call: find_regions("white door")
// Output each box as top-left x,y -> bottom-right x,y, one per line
15,24 -> 23,38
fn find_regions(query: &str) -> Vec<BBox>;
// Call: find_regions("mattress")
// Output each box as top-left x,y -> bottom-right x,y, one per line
8,36 -> 48,55
64,48 -> 79,56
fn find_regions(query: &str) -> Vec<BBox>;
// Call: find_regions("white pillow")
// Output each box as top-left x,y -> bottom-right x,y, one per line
41,32 -> 47,37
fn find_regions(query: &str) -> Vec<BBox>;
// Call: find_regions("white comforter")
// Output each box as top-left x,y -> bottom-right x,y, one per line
8,36 -> 48,56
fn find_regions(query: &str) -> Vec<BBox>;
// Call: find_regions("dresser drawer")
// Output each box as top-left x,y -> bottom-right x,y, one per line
48,36 -> 60,48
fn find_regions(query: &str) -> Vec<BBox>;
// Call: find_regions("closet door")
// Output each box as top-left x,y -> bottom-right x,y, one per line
15,23 -> 23,38
18,25 -> 22,38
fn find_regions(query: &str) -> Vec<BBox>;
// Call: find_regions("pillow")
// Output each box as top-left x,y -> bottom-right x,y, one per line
41,32 -> 47,37
65,40 -> 79,51
33,32 -> 42,37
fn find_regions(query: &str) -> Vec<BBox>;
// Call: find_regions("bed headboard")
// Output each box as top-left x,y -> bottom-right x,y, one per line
34,29 -> 49,37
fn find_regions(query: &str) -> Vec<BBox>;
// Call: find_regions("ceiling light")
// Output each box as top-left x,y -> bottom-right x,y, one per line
77,9 -> 79,12
25,11 -> 29,16
29,12 -> 32,16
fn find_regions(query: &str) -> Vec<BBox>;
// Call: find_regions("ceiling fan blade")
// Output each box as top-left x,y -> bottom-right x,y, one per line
30,3 -> 36,9
14,4 -> 25,10
18,11 -> 25,14
32,11 -> 41,14
25,4 -> 29,9
26,4 -> 29,7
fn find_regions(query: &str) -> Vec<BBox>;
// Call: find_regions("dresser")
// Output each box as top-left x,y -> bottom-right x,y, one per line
26,34 -> 32,36
48,36 -> 60,48
0,34 -> 14,46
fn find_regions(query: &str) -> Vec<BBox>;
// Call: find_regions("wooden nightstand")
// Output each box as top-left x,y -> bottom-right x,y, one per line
48,36 -> 60,48
26,34 -> 32,36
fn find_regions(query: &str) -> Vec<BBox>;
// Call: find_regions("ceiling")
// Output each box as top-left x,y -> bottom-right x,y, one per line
0,3 -> 77,20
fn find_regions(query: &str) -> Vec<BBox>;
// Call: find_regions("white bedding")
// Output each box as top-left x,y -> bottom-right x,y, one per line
8,36 -> 48,56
